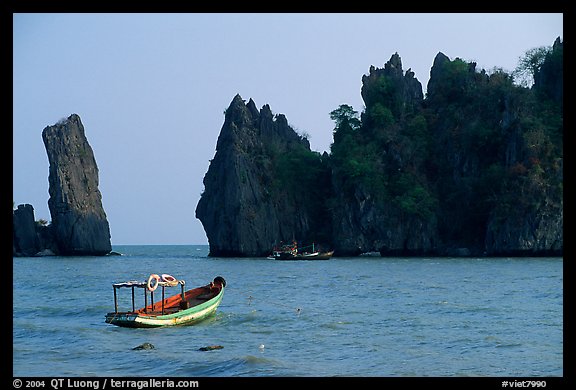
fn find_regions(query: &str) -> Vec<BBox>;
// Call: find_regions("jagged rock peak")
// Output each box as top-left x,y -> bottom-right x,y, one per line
228,93 -> 249,114
246,97 -> 259,119
361,52 -> 424,117
223,94 -> 253,127
428,52 -> 452,82
218,94 -> 309,152
42,113 -> 111,256
432,52 -> 450,67
427,52 -> 480,100
384,52 -> 403,75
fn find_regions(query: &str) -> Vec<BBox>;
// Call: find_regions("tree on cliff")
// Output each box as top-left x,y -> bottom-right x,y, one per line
330,105 -> 361,138
513,46 -> 551,87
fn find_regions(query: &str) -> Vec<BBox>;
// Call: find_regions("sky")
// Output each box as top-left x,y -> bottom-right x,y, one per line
12,13 -> 563,245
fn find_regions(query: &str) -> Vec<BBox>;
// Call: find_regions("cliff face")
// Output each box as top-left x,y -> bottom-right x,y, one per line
329,184 -> 438,256
331,53 -> 438,256
424,52 -> 497,254
42,114 -> 112,255
196,95 -> 331,256
482,43 -> 564,256
425,44 -> 563,256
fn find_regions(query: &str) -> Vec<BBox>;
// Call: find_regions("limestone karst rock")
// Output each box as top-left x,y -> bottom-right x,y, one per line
42,114 -> 111,255
196,94 -> 331,257
197,42 -> 562,257
12,204 -> 39,257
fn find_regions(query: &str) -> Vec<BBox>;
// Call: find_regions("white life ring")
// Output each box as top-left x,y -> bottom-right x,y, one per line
161,274 -> 178,287
147,274 -> 160,292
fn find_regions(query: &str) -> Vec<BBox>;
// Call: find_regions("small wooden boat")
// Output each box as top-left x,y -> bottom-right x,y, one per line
300,250 -> 334,260
273,250 -> 334,260
105,274 -> 226,328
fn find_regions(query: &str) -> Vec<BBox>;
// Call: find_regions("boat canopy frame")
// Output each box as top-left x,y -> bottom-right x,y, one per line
111,279 -> 186,315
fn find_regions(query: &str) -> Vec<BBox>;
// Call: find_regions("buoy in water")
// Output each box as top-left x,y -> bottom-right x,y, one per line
198,345 -> 224,351
132,342 -> 155,350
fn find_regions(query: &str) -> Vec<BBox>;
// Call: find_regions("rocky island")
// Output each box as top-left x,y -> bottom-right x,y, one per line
197,38 -> 563,257
13,114 -> 112,256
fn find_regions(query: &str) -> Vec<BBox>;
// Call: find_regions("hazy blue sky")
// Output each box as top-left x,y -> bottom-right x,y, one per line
13,13 -> 563,245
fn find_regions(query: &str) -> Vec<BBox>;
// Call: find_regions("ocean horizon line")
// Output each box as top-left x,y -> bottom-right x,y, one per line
112,243 -> 209,246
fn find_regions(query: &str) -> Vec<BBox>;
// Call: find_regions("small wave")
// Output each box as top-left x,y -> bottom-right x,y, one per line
215,310 -> 260,326
241,355 -> 280,365
483,335 -> 524,349
170,355 -> 283,377
495,342 -> 524,348
321,320 -> 354,330
277,274 -> 299,280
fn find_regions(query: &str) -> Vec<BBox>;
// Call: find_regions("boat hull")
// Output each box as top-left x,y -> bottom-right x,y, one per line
274,251 -> 334,260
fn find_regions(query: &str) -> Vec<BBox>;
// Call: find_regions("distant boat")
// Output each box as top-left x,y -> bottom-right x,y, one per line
299,250 -> 334,260
269,241 -> 333,260
105,274 -> 226,328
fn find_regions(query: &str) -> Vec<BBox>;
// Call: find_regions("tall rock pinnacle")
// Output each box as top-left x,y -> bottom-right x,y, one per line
42,114 -> 112,255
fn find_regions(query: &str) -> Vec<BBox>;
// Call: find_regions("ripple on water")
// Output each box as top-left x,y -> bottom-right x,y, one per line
167,354 -> 286,377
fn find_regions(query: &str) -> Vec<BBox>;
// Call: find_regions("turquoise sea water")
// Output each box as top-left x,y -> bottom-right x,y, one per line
13,245 -> 563,378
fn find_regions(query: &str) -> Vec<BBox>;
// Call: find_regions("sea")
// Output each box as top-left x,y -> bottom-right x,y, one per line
13,245 -> 563,381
